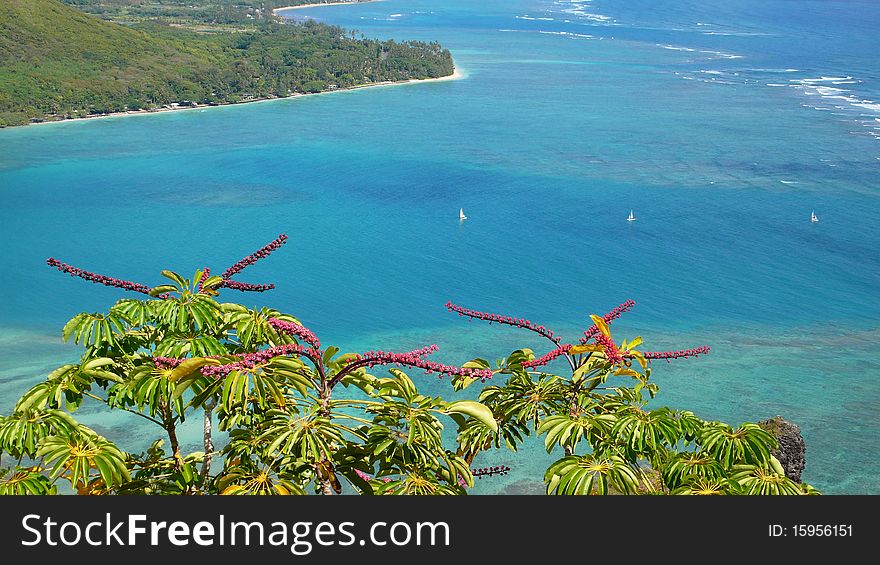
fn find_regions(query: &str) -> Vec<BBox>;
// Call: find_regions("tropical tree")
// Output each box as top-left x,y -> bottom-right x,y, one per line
442,301 -> 818,495
1,235 -> 494,495
0,236 -> 819,495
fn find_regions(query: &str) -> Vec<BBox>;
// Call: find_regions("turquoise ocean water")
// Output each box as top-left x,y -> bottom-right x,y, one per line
1,0 -> 879,493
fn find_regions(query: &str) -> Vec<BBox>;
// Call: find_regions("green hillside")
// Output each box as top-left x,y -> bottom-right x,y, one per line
0,0 -> 454,127
60,1 -> 372,25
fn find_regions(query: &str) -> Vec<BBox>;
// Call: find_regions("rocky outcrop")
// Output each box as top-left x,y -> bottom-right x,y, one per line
758,416 -> 806,483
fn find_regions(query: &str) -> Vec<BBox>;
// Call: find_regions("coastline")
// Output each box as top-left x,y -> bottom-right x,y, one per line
272,1 -> 384,15
21,66 -> 463,130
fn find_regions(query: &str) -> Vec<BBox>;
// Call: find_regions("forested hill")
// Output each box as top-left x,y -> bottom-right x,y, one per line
0,0 -> 454,127
60,1 -> 375,25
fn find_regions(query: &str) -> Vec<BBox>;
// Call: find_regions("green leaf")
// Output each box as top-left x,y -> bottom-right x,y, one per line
444,400 -> 498,433
168,358 -> 221,382
589,315 -> 610,337
322,347 -> 339,365
160,270 -> 189,288
461,358 -> 490,370
149,285 -> 178,297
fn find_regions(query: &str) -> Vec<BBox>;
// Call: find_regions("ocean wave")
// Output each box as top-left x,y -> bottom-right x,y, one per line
701,50 -> 743,60
772,74 -> 880,136
538,30 -> 593,38
564,11 -> 613,23
701,31 -> 772,36
497,29 -> 593,39
657,44 -> 742,60
748,68 -> 801,73
516,15 -> 555,21
794,76 -> 853,83
659,44 -> 696,52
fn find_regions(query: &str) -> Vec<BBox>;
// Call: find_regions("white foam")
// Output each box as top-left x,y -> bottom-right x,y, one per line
795,76 -> 853,84
813,86 -> 850,96
766,83 -> 787,87
701,50 -> 743,59
779,180 -> 799,184
659,44 -> 696,52
852,102 -> 880,112
701,31 -> 771,36
565,11 -> 612,22
537,30 -> 593,38
498,29 -> 592,39
749,68 -> 800,73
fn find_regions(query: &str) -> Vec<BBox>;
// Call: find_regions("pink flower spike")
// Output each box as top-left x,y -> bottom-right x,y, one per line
46,257 -> 168,298
581,299 -> 636,343
638,345 -> 710,361
218,279 -> 275,293
196,267 -> 211,293
594,333 -> 624,364
445,301 -> 561,345
268,318 -> 321,349
221,234 -> 288,280
471,465 -> 511,479
344,344 -> 493,382
522,344 -> 573,369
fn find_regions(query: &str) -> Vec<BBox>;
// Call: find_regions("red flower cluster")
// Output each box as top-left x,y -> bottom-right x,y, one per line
196,267 -> 211,293
521,344 -> 573,369
345,344 -> 494,381
641,345 -> 710,362
46,258 -> 166,298
221,234 -> 288,280
581,299 -> 636,343
268,318 -> 321,349
472,465 -> 511,479
153,342 -> 317,376
153,343 -> 321,378
594,333 -> 624,364
445,301 -> 560,344
153,356 -> 189,369
219,279 -> 276,293
198,343 -> 317,378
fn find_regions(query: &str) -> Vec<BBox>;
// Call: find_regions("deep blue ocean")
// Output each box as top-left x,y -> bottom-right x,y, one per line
1,0 -> 879,494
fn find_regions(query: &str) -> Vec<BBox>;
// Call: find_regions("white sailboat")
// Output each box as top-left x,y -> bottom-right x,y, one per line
626,209 -> 636,222
459,208 -> 468,221
811,211 -> 819,223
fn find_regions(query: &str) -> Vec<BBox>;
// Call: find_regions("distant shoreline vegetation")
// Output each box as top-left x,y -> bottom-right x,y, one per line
0,0 -> 454,128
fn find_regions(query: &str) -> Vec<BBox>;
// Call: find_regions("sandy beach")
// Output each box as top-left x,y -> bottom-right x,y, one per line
24,66 -> 464,129
272,1 -> 384,15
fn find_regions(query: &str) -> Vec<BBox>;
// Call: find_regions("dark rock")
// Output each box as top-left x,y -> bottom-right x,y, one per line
758,416 -> 806,483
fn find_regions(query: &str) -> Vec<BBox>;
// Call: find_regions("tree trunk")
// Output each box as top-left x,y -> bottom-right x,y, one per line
163,405 -> 184,471
320,478 -> 335,496
200,399 -> 216,487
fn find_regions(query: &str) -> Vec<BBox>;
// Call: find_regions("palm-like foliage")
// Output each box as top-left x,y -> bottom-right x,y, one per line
0,468 -> 57,495
0,242 -> 819,496
544,454 -> 640,495
441,301 -> 819,496
37,428 -> 129,491
700,423 -> 777,468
